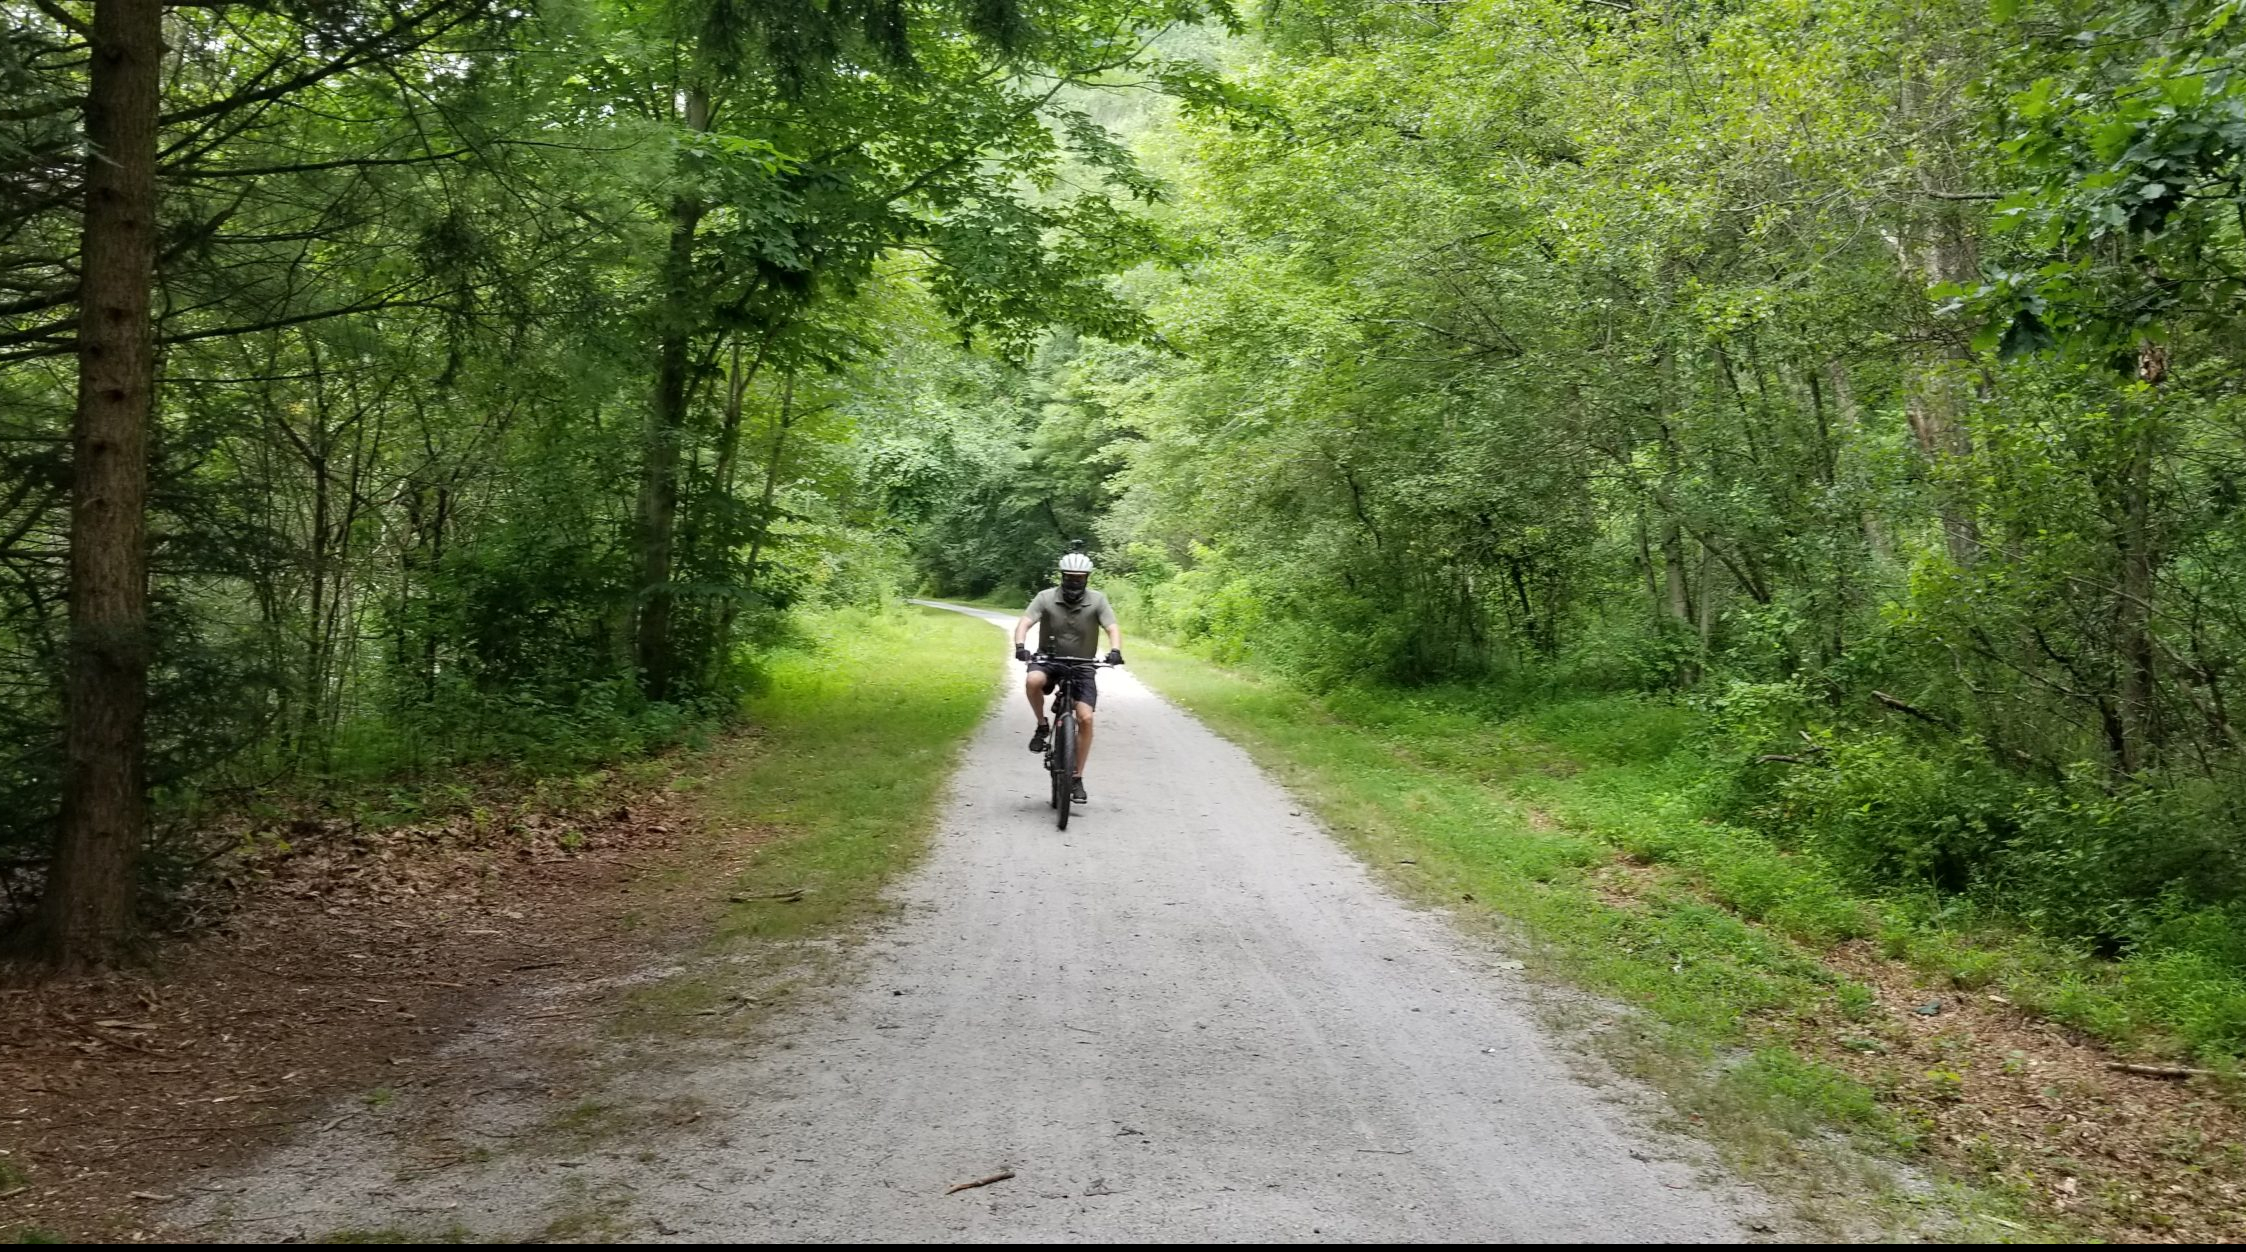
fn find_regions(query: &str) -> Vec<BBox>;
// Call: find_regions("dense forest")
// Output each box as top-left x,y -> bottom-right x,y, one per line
886,0 -> 2246,1035
0,0 -> 1217,959
6,0 -> 2246,1036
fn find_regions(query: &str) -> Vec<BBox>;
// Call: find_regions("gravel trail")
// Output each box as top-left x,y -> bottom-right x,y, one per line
624,603 -> 1766,1241
182,603 -> 1773,1242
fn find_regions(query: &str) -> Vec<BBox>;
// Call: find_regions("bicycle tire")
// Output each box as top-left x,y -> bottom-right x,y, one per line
1045,696 -> 1063,809
1053,715 -> 1075,830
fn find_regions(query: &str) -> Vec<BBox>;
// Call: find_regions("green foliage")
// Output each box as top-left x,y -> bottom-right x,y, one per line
0,0 -> 1231,923
1768,733 -> 2022,894
858,0 -> 2246,1061
1969,0 -> 2246,361
1727,1049 -> 1892,1136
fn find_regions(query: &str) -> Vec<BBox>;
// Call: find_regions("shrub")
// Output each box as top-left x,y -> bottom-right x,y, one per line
2000,772 -> 2246,945
1769,733 -> 2020,894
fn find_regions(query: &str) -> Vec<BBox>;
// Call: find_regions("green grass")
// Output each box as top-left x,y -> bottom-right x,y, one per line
585,602 -> 1002,1147
706,603 -> 1003,947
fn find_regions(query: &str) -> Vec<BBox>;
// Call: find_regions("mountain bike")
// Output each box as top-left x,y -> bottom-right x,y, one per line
1035,655 -> 1112,830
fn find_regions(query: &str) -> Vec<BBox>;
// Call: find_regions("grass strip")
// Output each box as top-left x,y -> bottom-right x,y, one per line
613,604 -> 1003,1033
708,603 -> 1003,946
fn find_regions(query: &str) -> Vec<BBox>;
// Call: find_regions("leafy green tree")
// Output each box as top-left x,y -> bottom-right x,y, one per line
0,0 -> 1229,960
859,0 -> 2246,941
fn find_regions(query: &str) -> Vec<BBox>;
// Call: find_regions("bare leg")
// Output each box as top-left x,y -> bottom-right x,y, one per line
1074,705 -> 1095,775
1024,670 -> 1049,723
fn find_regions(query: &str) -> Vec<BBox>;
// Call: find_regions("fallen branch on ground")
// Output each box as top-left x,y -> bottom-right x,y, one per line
2107,1062 -> 2227,1080
946,1170 -> 1015,1194
75,1027 -> 171,1058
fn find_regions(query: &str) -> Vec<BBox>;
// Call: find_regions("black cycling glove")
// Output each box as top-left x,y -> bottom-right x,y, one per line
1106,648 -> 1125,666
1014,645 -> 1033,663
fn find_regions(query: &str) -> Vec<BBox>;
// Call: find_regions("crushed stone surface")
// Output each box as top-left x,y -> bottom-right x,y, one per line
176,605 -> 1777,1242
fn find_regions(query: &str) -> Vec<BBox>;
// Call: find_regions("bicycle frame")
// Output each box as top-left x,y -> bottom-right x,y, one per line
1034,655 -> 1112,829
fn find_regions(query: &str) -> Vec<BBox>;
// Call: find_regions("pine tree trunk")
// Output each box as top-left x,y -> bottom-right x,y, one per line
38,0 -> 164,966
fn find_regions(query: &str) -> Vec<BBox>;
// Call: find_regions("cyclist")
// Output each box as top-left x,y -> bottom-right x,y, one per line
1013,546 -> 1124,804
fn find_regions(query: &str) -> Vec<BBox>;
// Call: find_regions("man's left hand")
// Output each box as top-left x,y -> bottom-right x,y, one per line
1106,648 -> 1125,666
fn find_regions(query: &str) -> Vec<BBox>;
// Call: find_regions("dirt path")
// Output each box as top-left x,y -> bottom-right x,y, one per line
179,605 -> 1776,1241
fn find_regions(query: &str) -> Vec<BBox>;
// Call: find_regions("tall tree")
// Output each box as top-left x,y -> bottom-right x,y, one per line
37,0 -> 164,964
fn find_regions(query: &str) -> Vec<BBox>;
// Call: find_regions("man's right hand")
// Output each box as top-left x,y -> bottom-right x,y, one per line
1014,645 -> 1033,663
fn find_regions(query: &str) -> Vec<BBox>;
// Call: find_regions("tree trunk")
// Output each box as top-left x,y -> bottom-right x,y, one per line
1896,38 -> 1984,568
739,371 -> 797,597
302,441 -> 330,755
683,328 -> 776,575
633,87 -> 711,702
1695,549 -> 1720,667
1825,358 -> 1893,562
1634,511 -> 1661,612
709,372 -> 796,681
37,0 -> 164,965
1905,359 -> 1981,567
1661,519 -> 1692,626
1654,403 -> 1695,632
699,341 -> 757,685
711,332 -> 776,504
2113,352 -> 2166,772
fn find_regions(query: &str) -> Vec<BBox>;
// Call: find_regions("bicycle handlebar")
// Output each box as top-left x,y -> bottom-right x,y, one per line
1032,654 -> 1116,666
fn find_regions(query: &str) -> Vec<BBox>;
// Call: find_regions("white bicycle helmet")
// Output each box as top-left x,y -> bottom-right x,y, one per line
1057,545 -> 1094,603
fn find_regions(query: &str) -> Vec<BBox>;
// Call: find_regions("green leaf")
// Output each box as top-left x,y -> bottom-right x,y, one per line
1996,309 -> 2057,359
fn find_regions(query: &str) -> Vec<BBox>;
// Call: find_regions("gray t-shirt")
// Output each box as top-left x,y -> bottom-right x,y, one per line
1025,587 -> 1116,660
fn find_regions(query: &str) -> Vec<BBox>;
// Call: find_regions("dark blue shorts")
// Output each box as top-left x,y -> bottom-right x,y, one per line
1029,661 -> 1098,710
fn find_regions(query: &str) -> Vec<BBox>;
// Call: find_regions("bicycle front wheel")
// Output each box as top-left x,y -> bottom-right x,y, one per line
1052,716 -> 1076,830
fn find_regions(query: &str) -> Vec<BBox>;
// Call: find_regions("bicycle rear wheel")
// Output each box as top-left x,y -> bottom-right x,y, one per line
1052,715 -> 1076,830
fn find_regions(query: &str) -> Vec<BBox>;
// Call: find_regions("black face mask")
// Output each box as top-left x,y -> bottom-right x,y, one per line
1060,573 -> 1089,604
